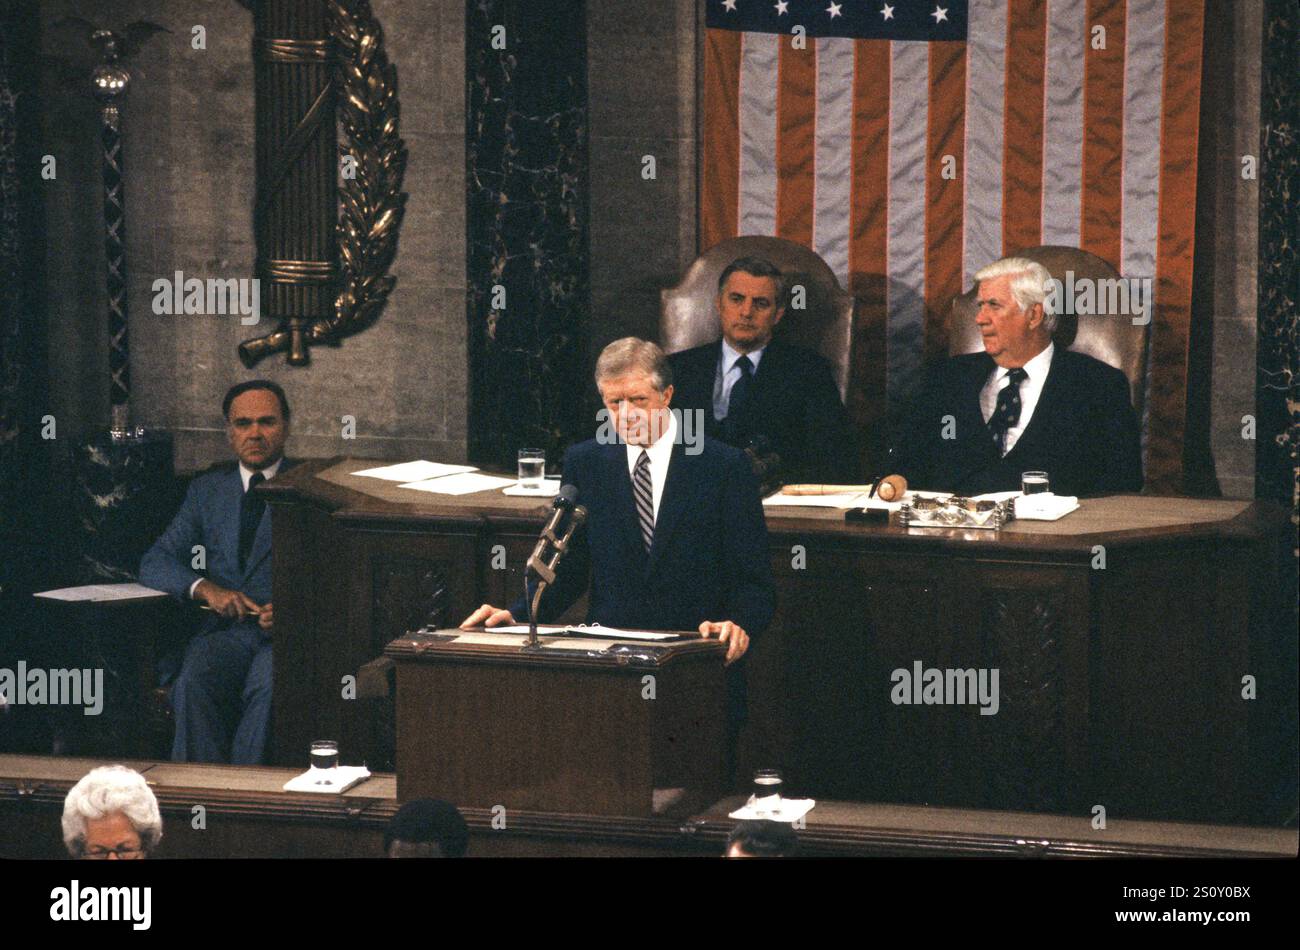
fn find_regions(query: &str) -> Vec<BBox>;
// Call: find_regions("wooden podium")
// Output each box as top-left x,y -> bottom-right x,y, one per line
386,627 -> 728,817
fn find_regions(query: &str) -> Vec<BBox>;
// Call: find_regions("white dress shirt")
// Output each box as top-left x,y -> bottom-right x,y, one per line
712,338 -> 767,421
979,343 -> 1054,456
188,457 -> 284,599
625,409 -> 677,524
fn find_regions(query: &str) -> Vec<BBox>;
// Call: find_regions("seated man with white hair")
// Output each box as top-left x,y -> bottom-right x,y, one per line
893,257 -> 1143,497
62,765 -> 163,860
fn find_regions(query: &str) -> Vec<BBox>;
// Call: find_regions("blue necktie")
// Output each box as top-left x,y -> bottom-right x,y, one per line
988,367 -> 1028,455
238,472 -> 266,571
725,355 -> 755,442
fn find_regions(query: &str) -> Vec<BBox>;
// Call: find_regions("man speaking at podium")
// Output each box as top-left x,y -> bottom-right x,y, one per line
461,337 -> 775,710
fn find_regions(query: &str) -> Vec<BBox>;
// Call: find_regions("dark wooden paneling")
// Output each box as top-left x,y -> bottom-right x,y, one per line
4,757 -> 1293,859
260,460 -> 1293,823
392,637 -> 725,817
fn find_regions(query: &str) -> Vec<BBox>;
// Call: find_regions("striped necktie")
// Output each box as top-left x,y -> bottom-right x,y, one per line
633,450 -> 654,553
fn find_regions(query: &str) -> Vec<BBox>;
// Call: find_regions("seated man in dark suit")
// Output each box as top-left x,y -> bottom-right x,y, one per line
139,380 -> 294,764
667,256 -> 859,486
893,258 -> 1142,497
461,336 -> 775,685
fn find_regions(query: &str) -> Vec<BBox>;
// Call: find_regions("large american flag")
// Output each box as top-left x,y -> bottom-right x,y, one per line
702,0 -> 1206,491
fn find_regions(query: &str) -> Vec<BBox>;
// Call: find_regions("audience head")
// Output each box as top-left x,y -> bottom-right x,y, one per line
715,256 -> 787,353
972,257 -> 1056,368
222,379 -> 290,471
725,819 -> 799,858
594,337 -> 675,447
384,799 -> 469,858
62,765 -> 162,860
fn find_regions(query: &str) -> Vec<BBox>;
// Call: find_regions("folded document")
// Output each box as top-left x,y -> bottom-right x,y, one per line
283,765 -> 372,794
1014,494 -> 1080,521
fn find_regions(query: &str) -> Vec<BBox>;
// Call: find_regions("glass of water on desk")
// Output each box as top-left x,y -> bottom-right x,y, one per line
748,768 -> 785,817
310,740 -> 339,785
517,448 -> 545,490
1021,471 -> 1050,495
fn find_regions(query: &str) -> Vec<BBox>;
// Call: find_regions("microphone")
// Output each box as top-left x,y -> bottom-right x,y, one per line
523,484 -> 587,647
526,484 -> 580,583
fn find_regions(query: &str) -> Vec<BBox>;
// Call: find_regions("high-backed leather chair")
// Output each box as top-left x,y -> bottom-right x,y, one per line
948,245 -> 1148,417
660,236 -> 856,402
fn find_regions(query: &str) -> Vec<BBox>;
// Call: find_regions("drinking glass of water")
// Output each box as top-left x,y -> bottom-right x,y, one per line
517,449 -> 545,490
311,740 -> 339,785
749,768 -> 785,817
1021,471 -> 1050,495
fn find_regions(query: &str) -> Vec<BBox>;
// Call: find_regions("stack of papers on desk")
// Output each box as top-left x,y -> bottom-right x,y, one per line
1014,493 -> 1080,520
762,489 -> 955,511
397,472 -> 516,495
764,491 -> 876,509
352,460 -> 517,495
352,460 -> 477,481
35,583 -> 167,604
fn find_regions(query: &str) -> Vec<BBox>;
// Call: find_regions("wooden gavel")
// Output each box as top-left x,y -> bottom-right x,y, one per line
781,475 -> 908,502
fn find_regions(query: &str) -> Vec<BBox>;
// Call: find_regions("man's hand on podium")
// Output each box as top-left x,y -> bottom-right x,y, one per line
698,620 -> 749,665
460,604 -> 517,629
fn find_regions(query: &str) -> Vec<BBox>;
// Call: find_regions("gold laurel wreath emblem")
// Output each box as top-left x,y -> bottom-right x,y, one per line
322,0 -> 407,343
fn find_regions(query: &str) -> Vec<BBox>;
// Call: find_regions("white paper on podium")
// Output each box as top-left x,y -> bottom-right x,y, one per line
352,460 -> 477,482
450,632 -> 529,646
483,624 -> 680,642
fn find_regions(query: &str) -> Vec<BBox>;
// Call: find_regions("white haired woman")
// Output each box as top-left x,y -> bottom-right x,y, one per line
61,765 -> 162,859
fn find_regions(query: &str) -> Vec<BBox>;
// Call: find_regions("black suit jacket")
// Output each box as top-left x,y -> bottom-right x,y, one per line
893,349 -> 1143,497
512,436 -> 775,638
668,337 -> 860,484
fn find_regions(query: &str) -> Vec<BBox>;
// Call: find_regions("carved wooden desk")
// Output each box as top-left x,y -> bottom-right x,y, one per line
261,458 -> 1294,824
4,755 -> 1294,858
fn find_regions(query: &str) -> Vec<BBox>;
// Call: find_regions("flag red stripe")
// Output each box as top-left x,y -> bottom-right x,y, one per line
925,41 -> 969,363
1147,0 -> 1206,492
1002,0 -> 1048,254
775,35 -> 816,247
849,39 -> 892,440
1080,0 -> 1126,268
701,29 -> 742,251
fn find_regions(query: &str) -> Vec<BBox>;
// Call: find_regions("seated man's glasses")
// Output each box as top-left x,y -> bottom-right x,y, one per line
84,845 -> 143,860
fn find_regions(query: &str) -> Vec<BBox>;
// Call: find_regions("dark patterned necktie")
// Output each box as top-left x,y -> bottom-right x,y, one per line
988,367 -> 1029,455
238,472 -> 266,571
633,451 -> 654,553
724,354 -> 755,441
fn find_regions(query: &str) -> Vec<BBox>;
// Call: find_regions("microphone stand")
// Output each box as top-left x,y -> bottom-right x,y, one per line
524,504 -> 586,647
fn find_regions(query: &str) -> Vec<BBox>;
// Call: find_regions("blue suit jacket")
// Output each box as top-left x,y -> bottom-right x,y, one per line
511,437 -> 775,639
140,460 -> 293,628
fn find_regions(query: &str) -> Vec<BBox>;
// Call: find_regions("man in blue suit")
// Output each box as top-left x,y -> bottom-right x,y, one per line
140,380 -> 293,764
462,338 -> 775,674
